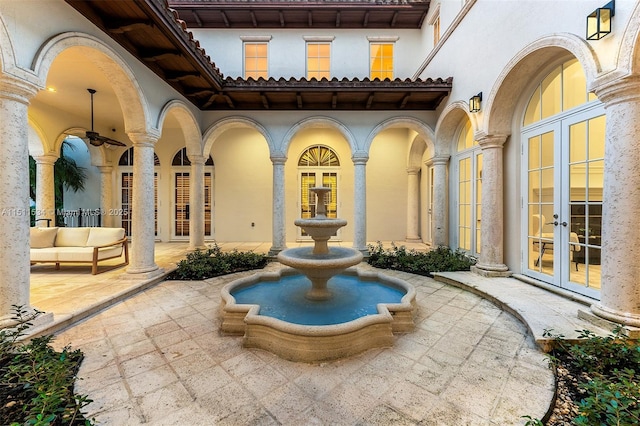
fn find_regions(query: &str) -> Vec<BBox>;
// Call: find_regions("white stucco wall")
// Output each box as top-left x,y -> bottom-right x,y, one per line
192,27 -> 426,79
210,128 -> 272,242
367,128 -> 411,242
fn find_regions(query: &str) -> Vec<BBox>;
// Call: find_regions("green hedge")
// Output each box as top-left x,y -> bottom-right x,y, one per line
167,244 -> 268,280
367,242 -> 476,276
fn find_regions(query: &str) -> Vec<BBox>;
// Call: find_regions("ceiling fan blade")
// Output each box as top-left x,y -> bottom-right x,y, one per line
101,136 -> 127,147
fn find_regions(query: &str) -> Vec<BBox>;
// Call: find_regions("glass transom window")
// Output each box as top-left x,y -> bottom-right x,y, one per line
523,58 -> 597,126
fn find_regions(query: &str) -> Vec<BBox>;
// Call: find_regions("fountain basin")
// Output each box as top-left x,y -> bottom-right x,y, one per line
220,267 -> 416,362
277,246 -> 363,300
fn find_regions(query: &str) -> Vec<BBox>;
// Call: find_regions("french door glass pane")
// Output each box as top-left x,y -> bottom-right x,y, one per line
568,116 -> 604,290
528,132 -> 555,275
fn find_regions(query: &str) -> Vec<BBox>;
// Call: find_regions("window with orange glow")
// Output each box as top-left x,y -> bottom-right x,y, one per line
244,42 -> 268,79
433,16 -> 440,45
307,42 -> 331,80
370,43 -> 394,80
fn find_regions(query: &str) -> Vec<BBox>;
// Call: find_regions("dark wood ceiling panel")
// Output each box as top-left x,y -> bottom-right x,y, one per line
168,1 -> 431,29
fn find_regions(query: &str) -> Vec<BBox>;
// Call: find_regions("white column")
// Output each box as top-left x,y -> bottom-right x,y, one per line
126,133 -> 162,278
33,154 -> 57,227
0,77 -> 39,326
429,156 -> 449,247
352,153 -> 368,254
472,134 -> 510,277
406,167 -> 421,242
589,77 -> 640,327
189,154 -> 206,250
269,155 -> 287,255
98,165 -> 113,227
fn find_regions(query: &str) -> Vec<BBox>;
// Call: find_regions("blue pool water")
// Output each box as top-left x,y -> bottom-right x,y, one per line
231,274 -> 405,325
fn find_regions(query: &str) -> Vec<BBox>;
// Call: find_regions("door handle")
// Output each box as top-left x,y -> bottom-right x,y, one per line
561,221 -> 567,227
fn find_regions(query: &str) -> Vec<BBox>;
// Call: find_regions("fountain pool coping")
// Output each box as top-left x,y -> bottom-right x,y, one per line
220,266 -> 417,362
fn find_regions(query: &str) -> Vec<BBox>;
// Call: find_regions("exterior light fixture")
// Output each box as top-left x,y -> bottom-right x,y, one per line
587,0 -> 615,40
469,92 -> 482,113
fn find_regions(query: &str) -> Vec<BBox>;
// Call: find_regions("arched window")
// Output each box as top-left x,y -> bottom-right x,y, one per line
298,145 -> 340,238
454,120 -> 482,255
172,147 -> 214,238
118,147 -> 159,236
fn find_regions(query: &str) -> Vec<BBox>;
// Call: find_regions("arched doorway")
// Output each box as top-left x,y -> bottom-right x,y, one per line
522,58 -> 604,298
453,119 -> 482,256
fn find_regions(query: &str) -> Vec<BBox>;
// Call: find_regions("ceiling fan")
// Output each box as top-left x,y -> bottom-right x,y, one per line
80,88 -> 127,147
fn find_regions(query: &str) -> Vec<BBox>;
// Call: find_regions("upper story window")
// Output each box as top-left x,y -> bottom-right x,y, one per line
427,3 -> 441,48
523,58 -> 598,126
433,16 -> 441,46
304,36 -> 334,80
242,36 -> 271,79
368,37 -> 398,80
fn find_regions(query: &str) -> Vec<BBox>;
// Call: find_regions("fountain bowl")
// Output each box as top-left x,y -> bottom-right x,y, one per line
220,267 -> 417,362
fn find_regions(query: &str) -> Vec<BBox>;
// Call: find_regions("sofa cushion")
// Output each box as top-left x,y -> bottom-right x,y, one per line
55,246 -> 123,262
29,247 -> 60,261
30,227 -> 58,248
55,227 -> 91,247
86,228 -> 125,247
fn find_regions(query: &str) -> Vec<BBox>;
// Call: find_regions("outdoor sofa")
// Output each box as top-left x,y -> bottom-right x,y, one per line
30,227 -> 129,274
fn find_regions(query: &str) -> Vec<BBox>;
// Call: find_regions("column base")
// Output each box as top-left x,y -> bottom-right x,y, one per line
188,244 -> 208,251
405,237 -> 422,243
268,246 -> 287,257
590,302 -> 640,329
471,263 -> 511,278
578,308 -> 640,338
125,265 -> 164,280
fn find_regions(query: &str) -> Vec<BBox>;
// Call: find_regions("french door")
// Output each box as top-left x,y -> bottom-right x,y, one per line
523,108 -> 604,298
173,171 -> 213,239
120,172 -> 158,237
299,171 -> 338,239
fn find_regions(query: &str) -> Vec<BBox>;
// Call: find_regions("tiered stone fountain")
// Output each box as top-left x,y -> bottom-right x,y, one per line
277,187 -> 363,301
221,187 -> 416,362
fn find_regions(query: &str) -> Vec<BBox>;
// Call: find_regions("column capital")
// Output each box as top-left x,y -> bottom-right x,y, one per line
591,73 -> 640,107
0,75 -> 40,104
32,154 -> 58,165
270,154 -> 287,165
128,131 -> 159,147
97,165 -> 113,173
425,155 -> 449,166
475,133 -> 509,149
406,167 -> 420,175
188,154 -> 207,165
352,151 -> 369,165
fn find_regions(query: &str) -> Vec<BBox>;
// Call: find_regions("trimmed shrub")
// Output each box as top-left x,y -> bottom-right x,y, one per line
168,243 -> 268,280
367,242 -> 476,276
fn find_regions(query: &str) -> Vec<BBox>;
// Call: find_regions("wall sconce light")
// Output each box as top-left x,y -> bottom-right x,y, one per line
587,0 -> 615,40
469,92 -> 482,113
